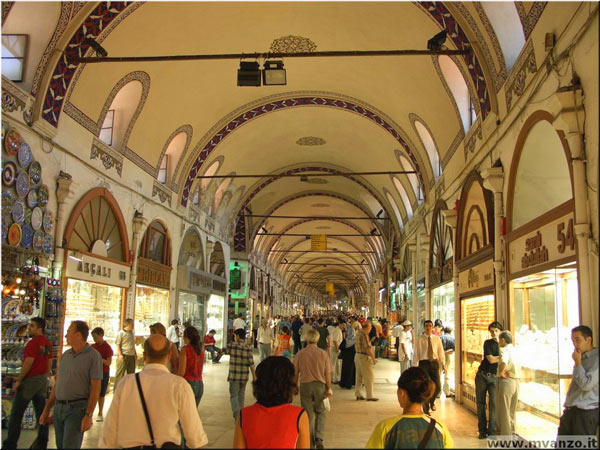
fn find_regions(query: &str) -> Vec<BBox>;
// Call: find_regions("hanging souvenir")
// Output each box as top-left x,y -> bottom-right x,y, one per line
8,223 -> 22,246
28,161 -> 42,185
15,171 -> 30,198
27,189 -> 38,208
31,207 -> 43,231
21,224 -> 34,249
17,142 -> 33,169
37,184 -> 49,207
4,129 -> 22,156
11,200 -> 25,225
43,210 -> 54,233
2,161 -> 17,186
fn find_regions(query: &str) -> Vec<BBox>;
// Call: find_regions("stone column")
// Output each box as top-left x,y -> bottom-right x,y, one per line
420,233 -> 430,322
53,175 -> 73,279
556,90 -> 597,332
126,212 -> 147,321
206,241 -> 216,273
408,240 -> 417,328
482,167 -> 506,325
442,208 -> 459,403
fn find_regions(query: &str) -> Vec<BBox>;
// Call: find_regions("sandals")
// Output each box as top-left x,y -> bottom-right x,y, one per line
366,398 -> 379,402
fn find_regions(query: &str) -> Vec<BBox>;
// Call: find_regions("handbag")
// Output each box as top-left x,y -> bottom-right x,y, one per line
418,418 -> 437,449
135,373 -> 180,449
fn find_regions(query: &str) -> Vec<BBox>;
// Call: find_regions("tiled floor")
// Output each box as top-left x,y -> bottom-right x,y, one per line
3,353 -> 488,448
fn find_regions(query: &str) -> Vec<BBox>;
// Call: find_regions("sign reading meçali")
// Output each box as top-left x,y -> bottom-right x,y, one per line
65,254 -> 130,288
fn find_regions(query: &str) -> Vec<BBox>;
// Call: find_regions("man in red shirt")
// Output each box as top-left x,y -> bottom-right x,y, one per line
2,317 -> 52,450
204,329 -> 223,363
91,327 -> 113,422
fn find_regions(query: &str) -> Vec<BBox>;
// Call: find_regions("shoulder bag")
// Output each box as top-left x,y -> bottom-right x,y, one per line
135,373 -> 180,449
418,418 -> 437,449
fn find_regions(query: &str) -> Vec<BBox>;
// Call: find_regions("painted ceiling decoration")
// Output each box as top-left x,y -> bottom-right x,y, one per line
270,35 -> 317,53
296,136 -> 326,146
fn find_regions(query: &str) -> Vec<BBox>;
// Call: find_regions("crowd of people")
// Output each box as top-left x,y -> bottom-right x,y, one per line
2,312 -> 597,449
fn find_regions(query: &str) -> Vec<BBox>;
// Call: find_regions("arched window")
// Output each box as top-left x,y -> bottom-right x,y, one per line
385,191 -> 404,229
396,151 -> 424,203
140,220 -> 172,267
99,80 -> 143,150
178,228 -> 204,270
481,2 -> 526,72
158,131 -> 187,184
392,177 -> 413,219
414,121 -> 441,179
439,56 -> 474,132
213,177 -> 232,212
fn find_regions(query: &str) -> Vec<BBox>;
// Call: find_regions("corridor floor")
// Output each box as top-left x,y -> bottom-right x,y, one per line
3,352 -> 487,448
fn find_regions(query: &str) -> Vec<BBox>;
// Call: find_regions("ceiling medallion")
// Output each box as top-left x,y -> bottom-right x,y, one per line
316,226 -> 331,230
296,136 -> 326,146
311,203 -> 330,208
270,35 -> 317,53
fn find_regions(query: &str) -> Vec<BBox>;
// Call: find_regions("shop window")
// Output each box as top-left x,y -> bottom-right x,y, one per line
393,177 -> 414,218
135,284 -> 170,337
213,177 -> 232,213
157,155 -> 168,184
439,56 -> 473,133
414,120 -> 441,180
100,79 -> 143,150
396,151 -> 423,203
201,159 -> 221,191
99,110 -> 115,146
1,34 -> 27,82
140,221 -> 171,266
481,2 -> 525,72
461,295 -> 496,389
385,192 -> 404,229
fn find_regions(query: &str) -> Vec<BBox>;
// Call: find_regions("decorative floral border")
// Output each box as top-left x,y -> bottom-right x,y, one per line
463,121 -> 483,161
90,138 -> 123,176
504,40 -> 537,111
515,2 -> 547,39
1,1 -> 13,25
152,180 -> 173,207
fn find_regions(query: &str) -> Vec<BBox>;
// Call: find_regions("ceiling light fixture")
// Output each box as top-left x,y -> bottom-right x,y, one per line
263,60 -> 286,86
83,38 -> 108,57
237,61 -> 261,86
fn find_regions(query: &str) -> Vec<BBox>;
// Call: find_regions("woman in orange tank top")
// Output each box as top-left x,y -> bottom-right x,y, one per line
233,356 -> 310,449
275,326 -> 292,358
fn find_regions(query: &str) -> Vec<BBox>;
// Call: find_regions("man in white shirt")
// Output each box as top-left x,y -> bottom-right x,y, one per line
98,334 -> 208,449
166,319 -> 180,350
329,320 -> 344,383
399,320 -> 413,374
413,319 -> 445,414
257,319 -> 275,362
233,313 -> 246,331
496,331 -> 521,437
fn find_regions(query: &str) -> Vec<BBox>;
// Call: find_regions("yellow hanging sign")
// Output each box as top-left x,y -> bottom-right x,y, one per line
311,234 -> 327,251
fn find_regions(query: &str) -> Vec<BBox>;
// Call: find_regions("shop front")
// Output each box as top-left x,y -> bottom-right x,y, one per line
429,200 -> 455,394
135,221 -> 172,339
207,276 -> 227,348
505,113 -> 581,441
455,171 -> 496,413
61,188 -> 131,377
177,265 -> 212,336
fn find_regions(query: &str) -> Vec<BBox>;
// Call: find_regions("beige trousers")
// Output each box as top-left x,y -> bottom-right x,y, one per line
354,353 -> 374,398
496,377 -> 520,436
329,348 -> 341,382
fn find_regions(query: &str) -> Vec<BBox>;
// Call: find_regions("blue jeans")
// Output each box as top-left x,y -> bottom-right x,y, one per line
186,379 -> 204,407
54,400 -> 88,449
229,381 -> 246,419
2,375 -> 49,450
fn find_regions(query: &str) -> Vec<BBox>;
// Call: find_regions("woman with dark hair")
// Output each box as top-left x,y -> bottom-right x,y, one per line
366,367 -> 454,448
177,326 -> 205,407
233,356 -> 310,449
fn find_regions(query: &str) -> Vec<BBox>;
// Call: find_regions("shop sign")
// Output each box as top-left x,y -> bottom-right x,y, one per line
311,234 -> 327,251
212,278 -> 227,294
66,254 -> 130,288
458,259 -> 493,295
137,258 -> 171,289
177,265 -> 212,294
508,211 -> 576,276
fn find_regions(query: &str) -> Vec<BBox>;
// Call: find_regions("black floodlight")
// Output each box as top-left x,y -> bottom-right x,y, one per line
83,37 -> 108,57
427,30 -> 447,51
263,60 -> 287,86
237,61 -> 261,86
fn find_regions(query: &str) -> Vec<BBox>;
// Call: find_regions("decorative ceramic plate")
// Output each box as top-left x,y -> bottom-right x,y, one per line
15,171 -> 30,198
27,189 -> 37,208
43,210 -> 54,233
33,230 -> 44,251
24,207 -> 32,225
2,190 -> 15,210
8,223 -> 22,246
43,233 -> 53,254
31,207 -> 43,231
37,184 -> 49,207
21,224 -> 34,249
28,161 -> 42,185
2,162 -> 17,186
4,129 -> 22,156
11,200 -> 25,224
17,142 -> 33,169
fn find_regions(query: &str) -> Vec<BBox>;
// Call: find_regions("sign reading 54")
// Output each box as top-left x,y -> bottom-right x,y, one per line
557,218 -> 575,254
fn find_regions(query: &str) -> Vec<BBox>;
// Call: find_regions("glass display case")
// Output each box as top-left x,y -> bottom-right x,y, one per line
460,294 -> 495,389
432,282 -> 455,393
415,288 -> 426,335
206,294 -> 225,348
134,284 -> 170,338
510,263 -> 579,440
178,292 -> 205,336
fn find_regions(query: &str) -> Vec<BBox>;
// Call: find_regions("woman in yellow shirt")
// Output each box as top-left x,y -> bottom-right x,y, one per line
366,367 -> 454,449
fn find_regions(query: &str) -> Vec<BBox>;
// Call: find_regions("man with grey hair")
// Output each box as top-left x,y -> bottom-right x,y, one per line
99,334 -> 208,448
496,331 -> 520,437
294,328 -> 332,450
257,318 -> 274,362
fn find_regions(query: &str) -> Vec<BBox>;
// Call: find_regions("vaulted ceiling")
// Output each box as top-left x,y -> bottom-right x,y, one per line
3,1 -> 553,298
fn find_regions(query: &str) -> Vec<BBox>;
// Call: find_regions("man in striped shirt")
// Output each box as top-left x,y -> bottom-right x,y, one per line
225,328 -> 256,419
